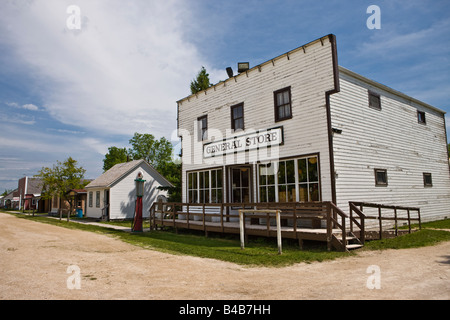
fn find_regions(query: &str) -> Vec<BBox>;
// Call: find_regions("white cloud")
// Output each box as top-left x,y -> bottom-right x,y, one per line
0,0 -> 220,139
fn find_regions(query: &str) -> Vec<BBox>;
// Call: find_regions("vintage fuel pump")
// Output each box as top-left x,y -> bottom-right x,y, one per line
132,171 -> 146,232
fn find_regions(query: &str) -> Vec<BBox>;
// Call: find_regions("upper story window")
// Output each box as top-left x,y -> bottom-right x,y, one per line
368,90 -> 381,110
374,168 -> 388,186
417,111 -> 426,124
274,87 -> 292,122
423,173 -> 432,187
197,115 -> 208,141
231,103 -> 244,131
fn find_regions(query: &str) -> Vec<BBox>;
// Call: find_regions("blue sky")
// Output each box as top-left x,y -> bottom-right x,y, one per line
0,0 -> 449,192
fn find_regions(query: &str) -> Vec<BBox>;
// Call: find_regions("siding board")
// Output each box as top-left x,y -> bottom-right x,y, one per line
331,68 -> 450,223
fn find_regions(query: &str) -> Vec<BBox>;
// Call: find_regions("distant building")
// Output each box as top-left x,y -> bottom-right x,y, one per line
85,159 -> 172,220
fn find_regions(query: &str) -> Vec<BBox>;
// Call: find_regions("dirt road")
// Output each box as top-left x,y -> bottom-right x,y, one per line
0,212 -> 449,300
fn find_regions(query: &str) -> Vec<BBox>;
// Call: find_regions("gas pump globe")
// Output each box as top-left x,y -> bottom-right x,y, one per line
132,171 -> 146,232
135,172 -> 145,197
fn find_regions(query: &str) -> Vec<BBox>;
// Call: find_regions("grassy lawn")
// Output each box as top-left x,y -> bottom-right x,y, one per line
2,210 -> 450,267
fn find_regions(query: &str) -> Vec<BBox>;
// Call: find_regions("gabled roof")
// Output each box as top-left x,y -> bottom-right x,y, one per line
85,159 -> 173,189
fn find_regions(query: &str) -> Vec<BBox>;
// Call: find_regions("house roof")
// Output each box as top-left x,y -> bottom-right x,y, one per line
85,159 -> 173,189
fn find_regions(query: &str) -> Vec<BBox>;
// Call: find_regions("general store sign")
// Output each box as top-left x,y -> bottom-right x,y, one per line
203,127 -> 283,158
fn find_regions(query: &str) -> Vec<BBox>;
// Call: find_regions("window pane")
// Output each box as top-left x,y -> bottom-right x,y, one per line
242,169 -> 249,187
232,169 -> 241,188
193,173 -> 197,188
298,159 -> 307,183
233,188 -> 241,203
267,186 -> 276,202
278,161 -> 286,184
267,164 -> 275,185
217,189 -> 222,203
199,171 -> 204,188
211,170 -> 216,188
217,169 -> 223,188
309,183 -> 319,201
283,90 -> 290,104
205,171 -> 209,188
287,184 -> 296,202
242,188 -> 250,203
211,189 -> 217,203
259,187 -> 266,202
308,157 -> 319,182
259,164 -> 267,185
233,106 -> 243,118
278,185 -> 287,202
278,106 -> 285,119
299,184 -> 308,202
235,118 -> 244,130
286,160 -> 295,183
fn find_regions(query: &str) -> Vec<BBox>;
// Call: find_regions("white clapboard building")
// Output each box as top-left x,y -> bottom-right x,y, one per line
85,159 -> 172,220
176,34 -> 450,224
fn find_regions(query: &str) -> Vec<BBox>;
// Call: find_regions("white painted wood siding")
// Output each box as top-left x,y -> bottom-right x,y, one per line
330,68 -> 450,224
109,163 -> 169,220
178,36 -> 337,203
85,188 -> 104,218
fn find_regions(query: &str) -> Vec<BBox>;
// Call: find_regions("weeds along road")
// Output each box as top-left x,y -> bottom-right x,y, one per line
0,212 -> 449,300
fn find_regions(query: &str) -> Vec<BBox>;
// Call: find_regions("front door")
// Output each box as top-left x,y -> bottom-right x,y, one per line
229,166 -> 252,204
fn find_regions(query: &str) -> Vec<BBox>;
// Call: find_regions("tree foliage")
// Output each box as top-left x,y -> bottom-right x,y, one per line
103,146 -> 128,172
128,133 -> 173,170
35,157 -> 87,201
190,66 -> 211,94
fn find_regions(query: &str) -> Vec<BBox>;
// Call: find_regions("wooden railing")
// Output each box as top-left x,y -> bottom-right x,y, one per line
349,202 -> 421,241
149,201 -> 354,251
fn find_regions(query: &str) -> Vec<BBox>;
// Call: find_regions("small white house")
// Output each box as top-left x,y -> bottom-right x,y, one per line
85,159 -> 172,220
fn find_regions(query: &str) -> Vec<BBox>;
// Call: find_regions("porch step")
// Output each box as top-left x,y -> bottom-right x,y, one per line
346,244 -> 364,250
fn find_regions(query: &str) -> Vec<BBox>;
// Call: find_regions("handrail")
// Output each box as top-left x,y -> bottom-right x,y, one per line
149,200 -> 349,251
349,201 -> 421,240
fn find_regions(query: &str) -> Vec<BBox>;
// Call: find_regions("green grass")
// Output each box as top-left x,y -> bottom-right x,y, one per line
363,228 -> 450,250
2,210 -> 450,267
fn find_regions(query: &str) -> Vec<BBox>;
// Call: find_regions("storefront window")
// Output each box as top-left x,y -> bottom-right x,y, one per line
188,169 -> 223,203
259,156 -> 320,203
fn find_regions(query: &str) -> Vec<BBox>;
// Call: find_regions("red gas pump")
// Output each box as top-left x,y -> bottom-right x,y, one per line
132,171 -> 145,232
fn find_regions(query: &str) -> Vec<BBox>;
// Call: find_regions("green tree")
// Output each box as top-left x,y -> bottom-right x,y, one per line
157,160 -> 181,202
190,66 -> 211,94
35,157 -> 87,220
128,133 -> 173,170
103,146 -> 128,172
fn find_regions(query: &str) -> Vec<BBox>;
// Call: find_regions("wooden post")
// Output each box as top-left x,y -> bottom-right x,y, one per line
407,209 -> 411,234
276,210 -> 282,255
394,208 -> 398,236
378,204 -> 382,240
239,210 -> 245,250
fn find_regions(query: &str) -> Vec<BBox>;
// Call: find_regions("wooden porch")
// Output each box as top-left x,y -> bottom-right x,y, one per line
149,201 -> 421,252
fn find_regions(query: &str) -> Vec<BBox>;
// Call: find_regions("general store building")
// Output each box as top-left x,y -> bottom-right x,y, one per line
176,34 -> 450,225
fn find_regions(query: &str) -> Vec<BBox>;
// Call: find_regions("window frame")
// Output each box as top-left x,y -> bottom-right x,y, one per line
95,191 -> 101,207
89,191 -> 93,207
258,155 -> 320,203
417,111 -> 426,124
423,172 -> 432,187
274,86 -> 293,122
374,168 -> 388,186
368,90 -> 381,110
187,168 -> 223,204
197,115 -> 208,141
230,103 -> 245,132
